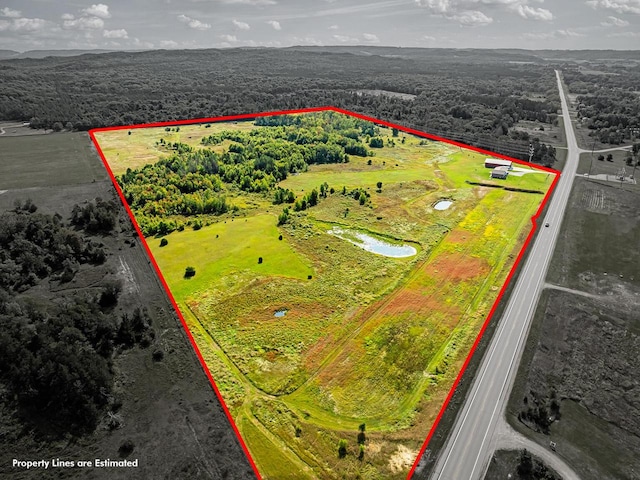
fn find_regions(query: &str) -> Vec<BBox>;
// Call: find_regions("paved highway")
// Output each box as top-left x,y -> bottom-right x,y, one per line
426,70 -> 581,480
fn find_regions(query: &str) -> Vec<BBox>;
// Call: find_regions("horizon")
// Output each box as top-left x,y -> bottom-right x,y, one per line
1,1 -> 639,53
2,45 -> 640,55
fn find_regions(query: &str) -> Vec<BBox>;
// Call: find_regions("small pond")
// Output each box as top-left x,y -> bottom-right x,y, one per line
434,200 -> 453,211
274,310 -> 287,318
327,227 -> 417,258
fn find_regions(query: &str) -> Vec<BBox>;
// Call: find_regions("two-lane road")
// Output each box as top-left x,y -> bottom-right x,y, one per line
426,70 -> 581,480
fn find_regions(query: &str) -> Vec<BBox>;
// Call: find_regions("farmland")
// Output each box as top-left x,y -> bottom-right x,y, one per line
94,110 -> 555,479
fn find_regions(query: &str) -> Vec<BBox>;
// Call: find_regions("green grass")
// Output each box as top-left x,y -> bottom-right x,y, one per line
97,113 -> 556,480
240,416 -> 314,480
0,132 -> 108,189
148,213 -> 313,303
95,120 -> 258,176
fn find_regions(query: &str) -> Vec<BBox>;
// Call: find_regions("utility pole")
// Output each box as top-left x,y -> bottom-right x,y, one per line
588,137 -> 597,179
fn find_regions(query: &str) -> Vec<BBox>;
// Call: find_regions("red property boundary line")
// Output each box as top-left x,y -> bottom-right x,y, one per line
88,106 -> 560,480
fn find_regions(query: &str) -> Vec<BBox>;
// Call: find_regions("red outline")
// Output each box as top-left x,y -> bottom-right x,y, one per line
89,106 -> 559,480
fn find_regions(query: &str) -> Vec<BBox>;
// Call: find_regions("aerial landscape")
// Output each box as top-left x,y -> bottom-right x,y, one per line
93,109 -> 556,478
1,1 -> 639,479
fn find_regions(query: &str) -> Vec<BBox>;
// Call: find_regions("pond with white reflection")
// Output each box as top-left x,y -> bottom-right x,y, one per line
434,200 -> 453,210
327,227 -> 417,258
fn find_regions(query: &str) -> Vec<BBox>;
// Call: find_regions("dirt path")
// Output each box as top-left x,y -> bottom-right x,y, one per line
492,418 -> 581,480
543,282 -> 603,300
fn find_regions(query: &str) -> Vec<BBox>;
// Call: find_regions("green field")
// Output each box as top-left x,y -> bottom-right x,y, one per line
95,111 -> 555,479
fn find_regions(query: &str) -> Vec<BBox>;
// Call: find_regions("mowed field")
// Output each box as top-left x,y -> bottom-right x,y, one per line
94,113 -> 555,479
0,132 -> 108,189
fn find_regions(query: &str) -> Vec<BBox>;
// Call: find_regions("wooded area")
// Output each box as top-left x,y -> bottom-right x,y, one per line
0,47 -> 568,162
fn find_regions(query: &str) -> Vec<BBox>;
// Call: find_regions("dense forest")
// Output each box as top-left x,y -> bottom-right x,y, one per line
563,66 -> 640,145
0,200 -> 154,436
119,112 -> 378,236
0,47 -> 566,161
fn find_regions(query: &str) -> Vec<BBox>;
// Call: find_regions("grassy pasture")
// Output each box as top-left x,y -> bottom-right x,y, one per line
94,120 -> 257,176
148,213 -> 313,303
96,112 -> 555,479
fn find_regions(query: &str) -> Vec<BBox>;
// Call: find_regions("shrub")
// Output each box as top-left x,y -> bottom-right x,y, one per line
160,238 -> 168,247
184,266 -> 196,278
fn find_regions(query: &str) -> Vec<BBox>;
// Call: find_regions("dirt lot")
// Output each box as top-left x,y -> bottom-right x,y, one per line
0,131 -> 256,479
506,174 -> 640,480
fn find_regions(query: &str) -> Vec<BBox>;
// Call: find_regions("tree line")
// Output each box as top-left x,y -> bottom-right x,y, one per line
0,47 -> 565,163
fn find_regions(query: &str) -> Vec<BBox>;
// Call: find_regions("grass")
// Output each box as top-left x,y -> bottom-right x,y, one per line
148,213 -> 313,303
94,120 -> 258,176
0,132 -> 108,189
96,112 -> 556,480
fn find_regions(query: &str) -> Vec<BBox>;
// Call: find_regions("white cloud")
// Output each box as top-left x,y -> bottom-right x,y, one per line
601,15 -> 630,25
63,16 -> 105,30
524,28 -> 585,39
332,34 -> 359,43
415,1 -> 493,25
586,0 -> 640,14
516,5 -> 553,20
220,34 -> 238,42
61,13 -> 75,20
452,10 -> 493,25
266,20 -> 281,30
415,0 -> 556,25
103,28 -> 128,38
177,14 -> 211,30
1,7 -> 21,18
160,40 -> 180,48
363,32 -> 380,42
328,24 -> 339,30
82,4 -> 111,19
423,35 -> 437,40
232,19 -> 250,30
133,37 -> 154,49
556,28 -> 585,37
607,30 -> 640,36
0,17 -> 47,33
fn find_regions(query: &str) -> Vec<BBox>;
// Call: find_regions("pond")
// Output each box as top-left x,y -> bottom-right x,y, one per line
434,200 -> 453,210
327,227 -> 417,258
274,309 -> 287,318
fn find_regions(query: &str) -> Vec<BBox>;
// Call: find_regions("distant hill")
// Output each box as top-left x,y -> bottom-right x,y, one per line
14,49 -> 122,59
0,50 -> 19,60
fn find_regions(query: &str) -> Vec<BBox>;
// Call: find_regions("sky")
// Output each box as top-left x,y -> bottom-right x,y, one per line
0,0 -> 638,52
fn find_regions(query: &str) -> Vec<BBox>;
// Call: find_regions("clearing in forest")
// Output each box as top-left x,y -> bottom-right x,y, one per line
91,108 -> 557,480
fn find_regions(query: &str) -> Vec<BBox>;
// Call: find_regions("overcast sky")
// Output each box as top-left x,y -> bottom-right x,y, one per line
0,0 -> 638,52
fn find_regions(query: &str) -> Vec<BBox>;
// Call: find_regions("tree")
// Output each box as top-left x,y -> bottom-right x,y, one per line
338,439 -> 348,459
597,154 -> 605,161
376,181 -> 382,192
258,257 -> 263,264
369,137 -> 383,148
52,121 -> 63,132
357,423 -> 366,445
184,266 -> 196,278
517,449 -> 533,478
606,153 -> 613,162
159,238 -> 168,247
392,127 -> 399,137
